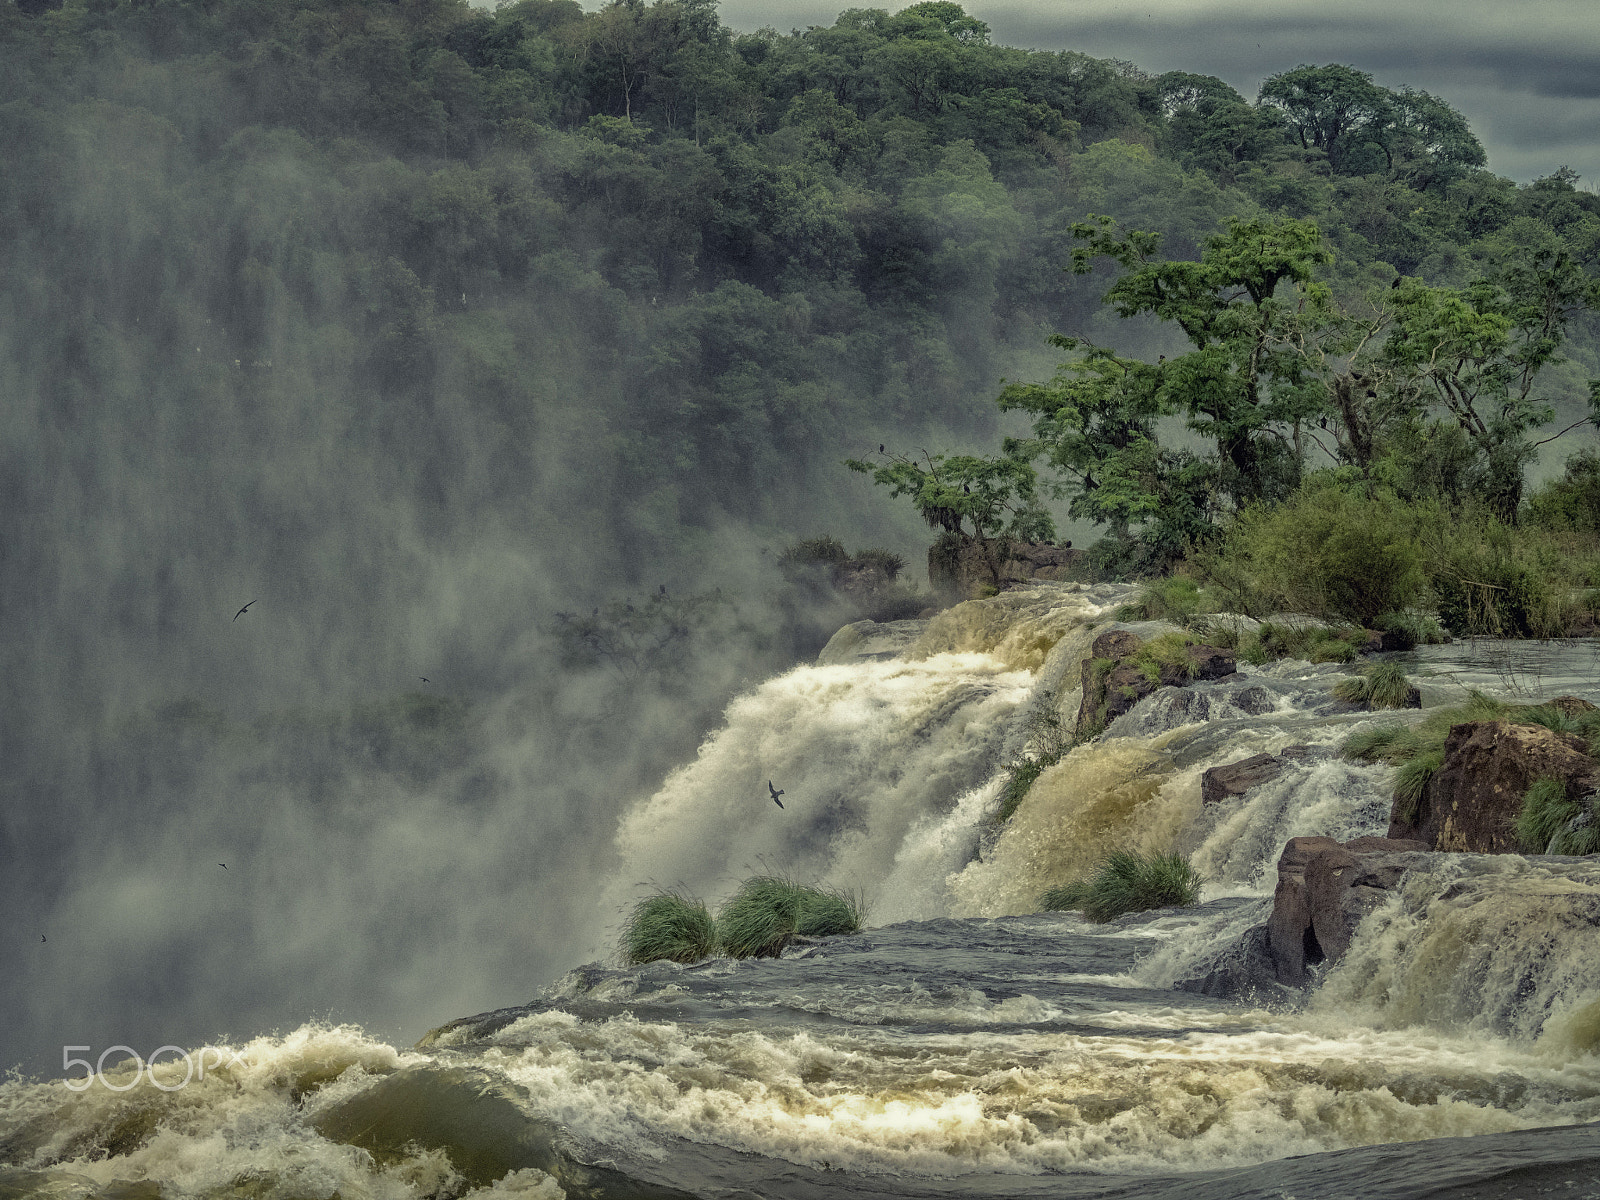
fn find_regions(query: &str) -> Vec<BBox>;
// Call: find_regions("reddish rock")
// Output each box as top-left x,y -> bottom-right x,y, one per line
1266,835 -> 1429,986
1391,720 -> 1599,852
1090,630 -> 1142,661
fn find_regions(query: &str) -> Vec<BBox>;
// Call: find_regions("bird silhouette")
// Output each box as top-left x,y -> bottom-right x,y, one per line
879,444 -> 885,454
768,781 -> 785,808
219,863 -> 227,869
233,600 -> 256,621
41,935 -> 46,943
420,677 -> 430,683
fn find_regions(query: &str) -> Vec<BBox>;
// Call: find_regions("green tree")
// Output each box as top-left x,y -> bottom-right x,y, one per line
1378,251 -> 1600,518
844,449 -> 1054,586
1067,213 -> 1334,506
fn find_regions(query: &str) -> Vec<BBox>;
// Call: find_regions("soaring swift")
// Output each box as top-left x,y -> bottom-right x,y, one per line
768,781 -> 785,808
233,600 -> 257,621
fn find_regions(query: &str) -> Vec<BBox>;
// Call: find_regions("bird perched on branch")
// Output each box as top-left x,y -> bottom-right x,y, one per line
768,781 -> 785,808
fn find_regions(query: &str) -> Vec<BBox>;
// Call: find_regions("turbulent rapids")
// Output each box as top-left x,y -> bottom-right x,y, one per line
6,583 -> 1600,1199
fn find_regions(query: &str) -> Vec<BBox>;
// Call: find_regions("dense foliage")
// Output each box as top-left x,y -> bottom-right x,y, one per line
7,0 -> 1598,577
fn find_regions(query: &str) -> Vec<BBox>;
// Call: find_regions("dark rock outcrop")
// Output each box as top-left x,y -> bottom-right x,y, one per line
1178,835 -> 1428,996
1201,752 -> 1288,804
928,537 -> 1082,604
1390,719 -> 1599,851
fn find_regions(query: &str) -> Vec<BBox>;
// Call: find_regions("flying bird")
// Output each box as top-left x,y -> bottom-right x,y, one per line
768,781 -> 785,809
233,600 -> 256,621
41,935 -> 46,943
879,444 -> 885,454
420,677 -> 430,683
219,863 -> 227,869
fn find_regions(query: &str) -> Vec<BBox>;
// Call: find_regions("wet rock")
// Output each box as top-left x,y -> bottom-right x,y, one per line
817,618 -> 928,666
1173,923 -> 1290,1001
1390,720 -> 1599,852
1549,695 -> 1598,717
1181,836 -> 1433,994
1201,752 -> 1288,804
1266,836 -> 1430,986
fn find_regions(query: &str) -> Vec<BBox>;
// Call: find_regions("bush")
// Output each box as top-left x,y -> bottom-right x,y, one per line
1373,609 -> 1450,648
1116,576 -> 1205,624
781,535 -> 850,565
1201,480 -> 1428,627
1525,451 -> 1600,535
1039,850 -> 1202,922
715,877 -> 864,958
622,891 -> 718,965
852,548 -> 907,578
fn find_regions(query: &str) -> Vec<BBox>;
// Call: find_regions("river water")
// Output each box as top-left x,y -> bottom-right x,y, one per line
4,584 -> 1600,1199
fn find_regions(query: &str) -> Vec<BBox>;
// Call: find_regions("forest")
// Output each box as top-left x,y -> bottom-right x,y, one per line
5,0 -> 1600,685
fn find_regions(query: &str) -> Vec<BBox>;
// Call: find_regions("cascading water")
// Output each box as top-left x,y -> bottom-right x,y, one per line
5,582 -> 1600,1200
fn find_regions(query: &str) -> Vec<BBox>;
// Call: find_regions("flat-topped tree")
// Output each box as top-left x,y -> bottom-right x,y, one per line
844,449 -> 1054,590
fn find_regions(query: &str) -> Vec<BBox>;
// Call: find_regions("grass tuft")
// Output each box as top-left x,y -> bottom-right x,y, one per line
1392,749 -> 1444,827
622,890 -> 719,965
1333,662 -> 1413,709
716,877 -> 865,958
1341,723 -> 1421,764
1039,850 -> 1202,922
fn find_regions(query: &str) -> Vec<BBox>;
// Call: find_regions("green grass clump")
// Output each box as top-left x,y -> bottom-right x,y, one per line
1373,610 -> 1450,649
1039,851 -> 1202,922
1333,662 -> 1414,709
716,877 -> 865,958
1391,748 -> 1445,827
1127,631 -> 1202,683
1341,723 -> 1422,764
1116,576 -> 1205,624
1517,778 -> 1577,853
997,758 -> 1051,824
622,891 -> 719,965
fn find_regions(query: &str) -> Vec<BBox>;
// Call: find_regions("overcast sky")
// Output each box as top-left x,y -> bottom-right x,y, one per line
710,0 -> 1600,186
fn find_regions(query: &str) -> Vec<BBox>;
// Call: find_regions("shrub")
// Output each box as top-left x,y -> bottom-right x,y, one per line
852,548 -> 907,578
1202,480 -> 1428,627
1333,662 -> 1413,709
716,877 -> 864,958
1373,609 -> 1450,648
622,891 -> 718,965
1428,517 -> 1577,638
1039,850 -> 1202,922
1116,576 -> 1205,624
781,535 -> 850,565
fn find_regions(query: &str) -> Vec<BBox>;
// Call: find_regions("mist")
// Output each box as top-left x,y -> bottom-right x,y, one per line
0,85 -> 957,1076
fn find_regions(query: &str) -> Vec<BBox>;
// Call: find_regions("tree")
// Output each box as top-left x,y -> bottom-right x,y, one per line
1259,64 -> 1395,175
996,336 -> 1216,565
843,449 -> 1054,586
1066,213 -> 1333,506
1378,251 -> 1600,518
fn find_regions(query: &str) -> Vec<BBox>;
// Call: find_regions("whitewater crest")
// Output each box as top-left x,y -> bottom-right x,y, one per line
7,583 -> 1600,1199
